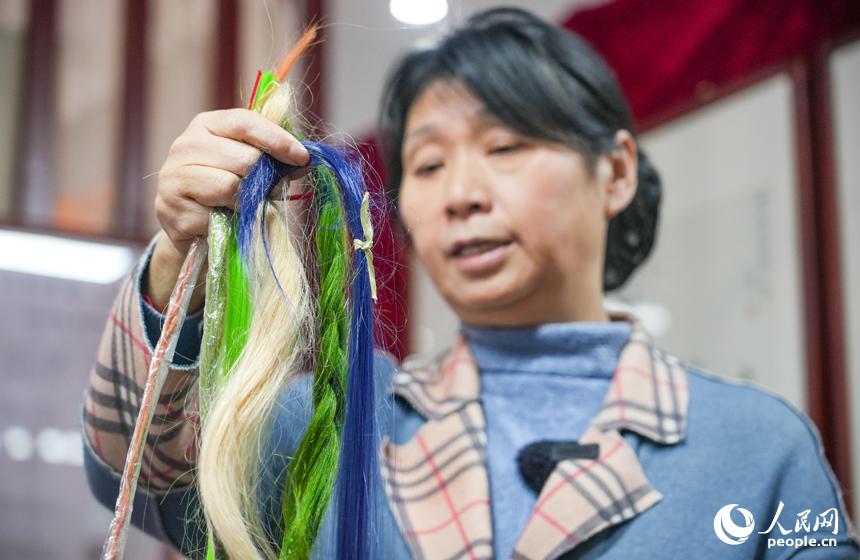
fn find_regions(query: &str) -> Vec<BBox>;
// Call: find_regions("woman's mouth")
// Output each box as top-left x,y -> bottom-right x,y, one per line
449,238 -> 513,273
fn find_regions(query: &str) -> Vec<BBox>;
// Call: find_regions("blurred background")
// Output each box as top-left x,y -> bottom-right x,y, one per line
0,0 -> 858,558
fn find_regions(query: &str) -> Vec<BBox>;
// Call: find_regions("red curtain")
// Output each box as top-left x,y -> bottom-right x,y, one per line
563,0 -> 860,127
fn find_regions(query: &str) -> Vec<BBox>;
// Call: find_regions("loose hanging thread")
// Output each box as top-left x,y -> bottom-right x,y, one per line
353,191 -> 378,302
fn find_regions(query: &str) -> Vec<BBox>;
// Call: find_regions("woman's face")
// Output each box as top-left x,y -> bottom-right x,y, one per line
398,81 -> 636,326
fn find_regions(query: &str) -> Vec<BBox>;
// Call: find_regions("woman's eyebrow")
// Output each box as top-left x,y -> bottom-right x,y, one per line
475,106 -> 494,119
405,124 -> 439,141
469,108 -> 509,135
405,108 -> 499,141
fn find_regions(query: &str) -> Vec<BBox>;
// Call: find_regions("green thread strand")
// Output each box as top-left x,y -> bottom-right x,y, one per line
280,168 -> 349,560
223,213 -> 253,374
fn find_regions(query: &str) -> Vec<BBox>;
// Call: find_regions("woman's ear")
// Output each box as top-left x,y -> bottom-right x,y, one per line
604,129 -> 638,219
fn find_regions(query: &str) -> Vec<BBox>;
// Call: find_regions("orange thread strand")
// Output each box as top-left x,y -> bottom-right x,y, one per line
275,25 -> 320,82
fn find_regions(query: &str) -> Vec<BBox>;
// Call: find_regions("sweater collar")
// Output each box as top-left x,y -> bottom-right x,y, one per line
391,319 -> 689,445
461,320 -> 631,359
461,320 -> 632,380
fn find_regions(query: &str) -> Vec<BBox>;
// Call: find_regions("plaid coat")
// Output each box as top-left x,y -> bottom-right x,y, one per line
380,324 -> 689,560
83,255 -> 200,490
84,257 -> 692,558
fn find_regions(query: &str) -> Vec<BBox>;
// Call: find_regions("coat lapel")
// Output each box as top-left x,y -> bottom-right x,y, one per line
380,323 -> 690,560
590,325 -> 689,444
380,338 -> 494,560
510,428 -> 660,560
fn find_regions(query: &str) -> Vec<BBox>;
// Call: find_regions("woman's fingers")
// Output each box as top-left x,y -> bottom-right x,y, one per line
155,191 -> 213,250
197,109 -> 310,167
167,132 -> 263,177
156,163 -> 242,248
172,164 -> 244,209
155,108 -> 311,253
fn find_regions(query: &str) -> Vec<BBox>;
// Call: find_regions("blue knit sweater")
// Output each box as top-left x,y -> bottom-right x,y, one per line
462,322 -> 630,560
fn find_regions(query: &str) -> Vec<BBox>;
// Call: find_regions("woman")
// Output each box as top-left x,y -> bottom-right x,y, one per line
83,8 -> 856,559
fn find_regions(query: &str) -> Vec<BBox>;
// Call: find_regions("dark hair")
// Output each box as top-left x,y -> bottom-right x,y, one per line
378,8 -> 661,291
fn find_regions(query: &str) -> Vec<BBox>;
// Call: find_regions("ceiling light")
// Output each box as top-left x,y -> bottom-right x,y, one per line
0,230 -> 135,284
36,428 -> 84,466
2,426 -> 33,461
390,0 -> 448,26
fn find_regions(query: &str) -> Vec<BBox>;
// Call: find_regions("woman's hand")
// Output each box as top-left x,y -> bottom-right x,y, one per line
146,109 -> 310,311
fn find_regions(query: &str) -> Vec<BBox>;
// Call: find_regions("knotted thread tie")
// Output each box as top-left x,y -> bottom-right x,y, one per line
353,192 -> 377,302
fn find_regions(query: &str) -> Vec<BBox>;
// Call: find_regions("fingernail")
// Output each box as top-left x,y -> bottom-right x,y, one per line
289,142 -> 310,165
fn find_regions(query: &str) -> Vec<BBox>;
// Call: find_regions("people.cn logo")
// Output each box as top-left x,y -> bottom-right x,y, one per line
714,504 -> 756,545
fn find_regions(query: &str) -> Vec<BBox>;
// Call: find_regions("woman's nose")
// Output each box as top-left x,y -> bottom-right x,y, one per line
444,157 -> 492,219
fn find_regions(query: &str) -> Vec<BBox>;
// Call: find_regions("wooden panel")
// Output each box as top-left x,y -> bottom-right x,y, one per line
304,0 -> 325,120
215,0 -> 238,110
15,0 -> 57,228
114,0 -> 148,239
791,55 -> 852,503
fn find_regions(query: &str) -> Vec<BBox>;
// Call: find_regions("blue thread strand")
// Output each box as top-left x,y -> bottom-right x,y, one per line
236,154 -> 294,298
301,143 -> 378,560
236,142 -> 377,560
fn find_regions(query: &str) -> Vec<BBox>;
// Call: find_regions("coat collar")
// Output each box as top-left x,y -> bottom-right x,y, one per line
380,320 -> 690,560
391,321 -> 689,444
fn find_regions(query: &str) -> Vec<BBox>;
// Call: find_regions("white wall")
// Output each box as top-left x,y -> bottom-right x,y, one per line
615,74 -> 807,409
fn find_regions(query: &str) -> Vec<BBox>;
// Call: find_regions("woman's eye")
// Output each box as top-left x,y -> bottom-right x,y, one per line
416,162 -> 442,176
490,143 -> 522,155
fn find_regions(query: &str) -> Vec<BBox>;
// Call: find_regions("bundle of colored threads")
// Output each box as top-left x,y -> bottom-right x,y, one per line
198,37 -> 380,560
103,27 -> 380,560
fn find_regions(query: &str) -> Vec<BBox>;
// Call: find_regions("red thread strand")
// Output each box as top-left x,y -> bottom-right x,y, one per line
247,70 -> 263,110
